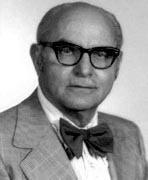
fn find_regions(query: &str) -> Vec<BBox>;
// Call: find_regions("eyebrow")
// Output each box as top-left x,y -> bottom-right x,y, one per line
56,38 -> 82,47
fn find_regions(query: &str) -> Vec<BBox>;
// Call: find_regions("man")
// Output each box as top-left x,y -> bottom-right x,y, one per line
0,2 -> 147,180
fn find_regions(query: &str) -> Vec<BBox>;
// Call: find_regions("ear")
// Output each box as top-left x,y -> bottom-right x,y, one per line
114,51 -> 123,79
30,43 -> 44,76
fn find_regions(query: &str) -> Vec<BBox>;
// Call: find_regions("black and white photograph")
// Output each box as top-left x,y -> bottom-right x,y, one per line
0,0 -> 148,179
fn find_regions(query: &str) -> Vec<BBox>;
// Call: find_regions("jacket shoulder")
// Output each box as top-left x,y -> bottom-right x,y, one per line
98,112 -> 140,134
0,90 -> 37,135
0,106 -> 18,136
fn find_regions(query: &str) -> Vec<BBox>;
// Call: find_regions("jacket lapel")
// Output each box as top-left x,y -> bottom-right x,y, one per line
20,126 -> 77,180
13,91 -> 78,180
107,153 -> 118,180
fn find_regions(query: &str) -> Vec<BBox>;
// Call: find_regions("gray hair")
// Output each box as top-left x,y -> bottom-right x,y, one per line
37,2 -> 123,48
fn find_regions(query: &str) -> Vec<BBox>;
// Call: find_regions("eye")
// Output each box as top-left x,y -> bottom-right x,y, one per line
60,46 -> 73,56
93,50 -> 108,58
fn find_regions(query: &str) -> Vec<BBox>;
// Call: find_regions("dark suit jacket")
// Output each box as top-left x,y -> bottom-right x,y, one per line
0,91 -> 147,180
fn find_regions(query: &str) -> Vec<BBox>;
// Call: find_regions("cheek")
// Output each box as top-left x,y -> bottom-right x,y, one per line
42,51 -> 71,88
43,63 -> 71,94
96,69 -> 116,94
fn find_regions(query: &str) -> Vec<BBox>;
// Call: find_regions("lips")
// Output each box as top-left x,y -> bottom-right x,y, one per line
68,81 -> 97,89
68,79 -> 97,92
69,85 -> 96,89
67,82 -> 97,92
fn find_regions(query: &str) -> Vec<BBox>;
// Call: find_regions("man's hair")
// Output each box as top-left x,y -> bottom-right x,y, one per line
37,2 -> 123,48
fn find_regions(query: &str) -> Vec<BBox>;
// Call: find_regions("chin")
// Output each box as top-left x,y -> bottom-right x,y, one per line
62,98 -> 99,111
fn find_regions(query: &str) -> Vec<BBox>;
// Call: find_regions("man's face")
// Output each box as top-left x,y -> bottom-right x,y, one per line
34,9 -> 121,112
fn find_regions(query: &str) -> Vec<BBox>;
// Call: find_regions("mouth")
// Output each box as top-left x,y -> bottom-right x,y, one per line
67,85 -> 97,93
69,85 -> 96,89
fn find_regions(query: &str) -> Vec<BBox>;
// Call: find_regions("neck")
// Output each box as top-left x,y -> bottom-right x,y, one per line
62,107 -> 97,127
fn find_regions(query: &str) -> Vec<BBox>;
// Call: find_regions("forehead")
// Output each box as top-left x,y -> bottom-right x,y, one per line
45,7 -> 117,47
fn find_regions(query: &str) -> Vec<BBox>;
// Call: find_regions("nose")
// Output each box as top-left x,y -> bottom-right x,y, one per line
73,53 -> 93,77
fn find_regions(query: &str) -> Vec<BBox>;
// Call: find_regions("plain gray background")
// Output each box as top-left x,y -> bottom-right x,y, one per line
0,0 -> 148,159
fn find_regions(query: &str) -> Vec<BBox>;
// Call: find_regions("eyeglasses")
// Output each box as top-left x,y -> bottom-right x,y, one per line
40,41 -> 120,69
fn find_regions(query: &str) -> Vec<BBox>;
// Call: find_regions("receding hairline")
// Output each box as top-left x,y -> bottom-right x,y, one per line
37,2 -> 123,48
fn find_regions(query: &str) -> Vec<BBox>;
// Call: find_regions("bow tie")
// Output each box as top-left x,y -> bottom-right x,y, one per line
60,118 -> 113,160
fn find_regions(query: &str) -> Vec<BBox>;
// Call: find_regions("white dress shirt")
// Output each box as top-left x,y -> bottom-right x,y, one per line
37,86 -> 111,180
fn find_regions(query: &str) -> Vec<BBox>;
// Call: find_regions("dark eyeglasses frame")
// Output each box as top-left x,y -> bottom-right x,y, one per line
39,41 -> 121,69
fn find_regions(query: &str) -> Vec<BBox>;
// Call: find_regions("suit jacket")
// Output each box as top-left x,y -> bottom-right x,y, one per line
0,90 -> 147,180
